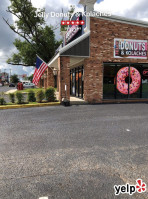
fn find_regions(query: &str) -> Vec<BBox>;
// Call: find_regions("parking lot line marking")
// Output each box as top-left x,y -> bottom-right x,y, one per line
39,197 -> 48,199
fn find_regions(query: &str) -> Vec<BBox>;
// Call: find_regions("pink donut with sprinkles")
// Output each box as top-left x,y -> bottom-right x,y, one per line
116,67 -> 141,95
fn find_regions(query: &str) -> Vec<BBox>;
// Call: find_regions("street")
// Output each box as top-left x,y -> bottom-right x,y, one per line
0,86 -> 17,103
0,85 -> 16,93
0,104 -> 148,199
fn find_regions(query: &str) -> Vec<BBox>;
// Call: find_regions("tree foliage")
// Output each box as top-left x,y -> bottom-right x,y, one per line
10,74 -> 19,83
28,74 -> 33,82
4,0 -> 61,66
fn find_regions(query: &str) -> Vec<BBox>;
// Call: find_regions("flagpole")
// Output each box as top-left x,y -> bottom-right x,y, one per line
36,54 -> 54,71
36,54 -> 47,64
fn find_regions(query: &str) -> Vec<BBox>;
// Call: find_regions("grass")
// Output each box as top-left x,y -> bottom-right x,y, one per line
3,99 -> 59,106
13,87 -> 57,94
3,101 -> 48,106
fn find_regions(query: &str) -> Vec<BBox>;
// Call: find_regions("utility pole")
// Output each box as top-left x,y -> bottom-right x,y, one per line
4,69 -> 6,83
9,69 -> 12,83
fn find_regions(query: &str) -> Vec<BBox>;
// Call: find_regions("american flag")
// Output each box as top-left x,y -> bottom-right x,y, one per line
33,56 -> 48,85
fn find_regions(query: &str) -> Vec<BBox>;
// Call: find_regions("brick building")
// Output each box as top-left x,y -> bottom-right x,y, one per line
45,0 -> 148,103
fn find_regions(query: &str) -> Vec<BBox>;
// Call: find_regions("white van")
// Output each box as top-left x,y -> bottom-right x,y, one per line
21,81 -> 31,85
23,82 -> 35,88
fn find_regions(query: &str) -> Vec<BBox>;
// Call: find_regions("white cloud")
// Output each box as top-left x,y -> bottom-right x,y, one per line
0,62 -> 34,76
142,18 -> 148,22
23,66 -> 34,76
2,0 -> 148,77
0,51 -> 4,57
31,0 -> 46,8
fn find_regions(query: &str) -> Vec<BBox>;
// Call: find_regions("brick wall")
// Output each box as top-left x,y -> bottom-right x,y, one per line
84,58 -> 103,103
37,79 -> 42,88
58,56 -> 70,101
47,67 -> 54,88
37,67 -> 54,89
83,17 -> 148,103
44,70 -> 47,89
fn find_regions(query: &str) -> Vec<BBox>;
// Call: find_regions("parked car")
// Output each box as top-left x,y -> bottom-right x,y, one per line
23,82 -> 35,88
0,83 -> 3,87
9,83 -> 15,87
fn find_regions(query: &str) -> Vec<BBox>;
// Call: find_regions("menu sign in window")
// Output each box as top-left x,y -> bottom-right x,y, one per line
114,38 -> 147,59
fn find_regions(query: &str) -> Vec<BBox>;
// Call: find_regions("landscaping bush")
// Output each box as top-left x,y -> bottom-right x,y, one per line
0,98 -> 6,105
27,90 -> 36,102
9,93 -> 15,103
45,87 -> 56,102
16,91 -> 24,104
36,90 -> 45,103
0,92 -> 4,97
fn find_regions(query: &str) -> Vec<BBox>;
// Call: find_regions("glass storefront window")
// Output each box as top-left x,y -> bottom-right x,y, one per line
103,63 -> 148,99
78,69 -> 82,98
103,64 -> 115,99
70,66 -> 84,99
76,69 -> 79,97
141,65 -> 148,98
70,70 -> 75,95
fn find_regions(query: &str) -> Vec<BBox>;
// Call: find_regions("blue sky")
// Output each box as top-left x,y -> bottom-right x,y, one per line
97,0 -> 104,3
0,0 -> 148,77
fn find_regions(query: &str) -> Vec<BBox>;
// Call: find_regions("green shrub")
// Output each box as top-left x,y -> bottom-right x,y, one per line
0,98 -> 6,105
0,92 -> 4,97
9,93 -> 15,103
45,87 -> 56,102
36,90 -> 45,103
16,92 -> 24,104
27,90 -> 36,102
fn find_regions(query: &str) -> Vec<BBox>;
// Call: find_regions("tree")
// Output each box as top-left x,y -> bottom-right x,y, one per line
28,74 -> 33,82
3,0 -> 62,66
10,74 -> 19,83
61,5 -> 75,31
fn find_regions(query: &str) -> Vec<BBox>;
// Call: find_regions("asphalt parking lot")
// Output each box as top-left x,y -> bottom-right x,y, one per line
0,104 -> 148,199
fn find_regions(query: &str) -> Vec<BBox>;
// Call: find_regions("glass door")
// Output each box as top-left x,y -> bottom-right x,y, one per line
70,69 -> 76,96
103,63 -> 143,99
70,66 -> 84,99
116,64 -> 130,99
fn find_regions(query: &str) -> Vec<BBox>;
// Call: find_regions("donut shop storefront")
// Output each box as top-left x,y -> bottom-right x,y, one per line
47,2 -> 148,103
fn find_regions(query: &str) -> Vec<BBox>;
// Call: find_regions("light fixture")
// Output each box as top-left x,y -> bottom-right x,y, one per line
53,69 -> 58,76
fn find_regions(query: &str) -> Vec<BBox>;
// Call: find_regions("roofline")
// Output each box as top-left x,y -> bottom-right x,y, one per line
59,31 -> 90,54
47,53 -> 59,67
48,13 -> 148,67
93,12 -> 148,28
79,0 -> 97,5
48,31 -> 90,67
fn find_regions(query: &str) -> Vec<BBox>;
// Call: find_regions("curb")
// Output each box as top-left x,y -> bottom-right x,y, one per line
0,102 -> 60,110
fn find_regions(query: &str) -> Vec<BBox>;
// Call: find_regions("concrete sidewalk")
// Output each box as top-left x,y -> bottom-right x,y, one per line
5,89 -> 17,94
56,91 -> 88,105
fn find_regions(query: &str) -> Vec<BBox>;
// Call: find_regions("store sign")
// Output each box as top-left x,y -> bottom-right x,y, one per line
114,38 -> 147,59
65,17 -> 80,45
